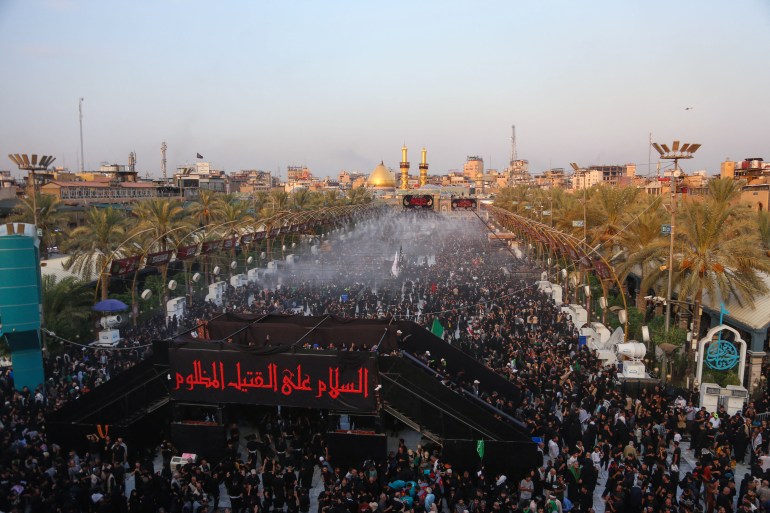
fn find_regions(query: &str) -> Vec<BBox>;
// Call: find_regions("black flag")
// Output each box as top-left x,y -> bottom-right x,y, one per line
196,153 -> 203,159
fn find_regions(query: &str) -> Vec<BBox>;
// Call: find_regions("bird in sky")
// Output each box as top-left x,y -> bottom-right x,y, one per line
685,107 -> 693,110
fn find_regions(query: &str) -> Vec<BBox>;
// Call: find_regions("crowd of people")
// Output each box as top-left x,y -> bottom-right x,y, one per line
1,210 -> 770,513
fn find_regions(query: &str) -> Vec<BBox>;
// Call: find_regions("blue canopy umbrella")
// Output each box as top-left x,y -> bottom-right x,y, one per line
92,299 -> 129,312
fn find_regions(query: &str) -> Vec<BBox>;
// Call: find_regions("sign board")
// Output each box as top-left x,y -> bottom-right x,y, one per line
661,224 -> 671,236
169,348 -> 378,411
451,198 -> 477,211
110,256 -> 140,276
402,195 -> 434,210
200,240 -> 222,255
146,250 -> 173,267
175,244 -> 198,260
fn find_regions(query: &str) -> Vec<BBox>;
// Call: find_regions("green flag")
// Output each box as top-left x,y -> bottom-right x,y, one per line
476,439 -> 485,460
431,318 -> 444,339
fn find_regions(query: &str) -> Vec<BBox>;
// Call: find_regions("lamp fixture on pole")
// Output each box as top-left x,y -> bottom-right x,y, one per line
651,140 -> 701,335
7,154 -> 56,229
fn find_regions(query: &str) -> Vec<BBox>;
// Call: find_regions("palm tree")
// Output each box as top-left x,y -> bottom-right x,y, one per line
291,188 -> 313,211
41,275 -> 93,346
758,211 -> 770,256
10,194 -> 68,259
131,198 -> 191,251
708,177 -> 745,205
189,189 -> 219,227
616,196 -> 666,308
130,198 -> 193,309
268,189 -> 289,213
63,207 -> 127,301
346,186 -> 372,205
588,186 -> 640,250
316,190 -> 339,208
251,191 -> 269,217
494,185 -> 531,215
639,199 -> 770,342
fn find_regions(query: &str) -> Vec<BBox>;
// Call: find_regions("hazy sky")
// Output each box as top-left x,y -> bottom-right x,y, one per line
1,0 -> 769,179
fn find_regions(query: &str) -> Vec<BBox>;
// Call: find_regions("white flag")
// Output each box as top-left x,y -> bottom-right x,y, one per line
391,251 -> 400,277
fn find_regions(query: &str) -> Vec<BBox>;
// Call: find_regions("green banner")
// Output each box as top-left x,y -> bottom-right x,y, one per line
476,439 -> 485,460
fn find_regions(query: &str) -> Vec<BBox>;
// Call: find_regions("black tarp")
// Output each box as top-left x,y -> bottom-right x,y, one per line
326,432 -> 387,470
395,321 -> 523,407
169,344 -> 379,411
180,314 -> 399,352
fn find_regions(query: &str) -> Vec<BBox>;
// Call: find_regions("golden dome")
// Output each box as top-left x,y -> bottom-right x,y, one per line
366,161 -> 396,188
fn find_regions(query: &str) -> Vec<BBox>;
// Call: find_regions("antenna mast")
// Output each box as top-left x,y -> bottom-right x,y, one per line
128,151 -> 136,173
79,98 -> 85,172
510,125 -> 517,165
161,141 -> 167,181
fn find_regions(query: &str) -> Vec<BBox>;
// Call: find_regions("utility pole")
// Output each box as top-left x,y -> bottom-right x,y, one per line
161,142 -> 167,181
651,140 -> 701,335
79,98 -> 85,172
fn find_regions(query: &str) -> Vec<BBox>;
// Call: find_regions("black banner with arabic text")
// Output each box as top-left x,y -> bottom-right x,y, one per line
169,347 -> 378,411
146,250 -> 173,267
110,256 -> 140,276
201,240 -> 222,255
175,244 -> 199,260
451,198 -> 477,211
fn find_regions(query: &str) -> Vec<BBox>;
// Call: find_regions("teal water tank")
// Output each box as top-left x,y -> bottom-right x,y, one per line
0,222 -> 44,390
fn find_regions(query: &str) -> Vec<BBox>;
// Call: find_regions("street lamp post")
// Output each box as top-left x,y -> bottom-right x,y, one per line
651,141 -> 701,336
7,154 -> 56,230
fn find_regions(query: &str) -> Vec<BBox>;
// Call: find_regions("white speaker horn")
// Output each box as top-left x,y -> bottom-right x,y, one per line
168,280 -> 178,291
212,266 -> 221,276
230,261 -> 238,269
141,289 -> 152,300
192,272 -> 201,283
247,256 -> 253,264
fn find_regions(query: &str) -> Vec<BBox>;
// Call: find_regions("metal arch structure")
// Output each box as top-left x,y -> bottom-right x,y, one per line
127,224 -> 196,321
485,204 -> 629,340
91,203 -> 379,303
92,227 -> 157,302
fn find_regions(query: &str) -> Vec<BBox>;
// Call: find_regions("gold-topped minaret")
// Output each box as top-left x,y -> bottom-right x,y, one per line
399,145 -> 410,190
419,147 -> 429,187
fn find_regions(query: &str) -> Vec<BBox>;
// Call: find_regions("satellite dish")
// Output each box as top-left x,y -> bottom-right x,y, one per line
583,285 -> 591,297
561,269 -> 567,278
141,289 -> 152,300
247,256 -> 253,264
212,266 -> 220,276
230,261 -> 237,269
282,245 -> 286,251
292,242 -> 296,247
618,309 -> 628,324
260,252 -> 266,259
192,272 -> 201,283
641,325 -> 650,343
168,280 -> 177,291
599,297 -> 607,309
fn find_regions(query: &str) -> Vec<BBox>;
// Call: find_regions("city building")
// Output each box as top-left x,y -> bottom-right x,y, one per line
365,162 -> 396,192
463,156 -> 484,182
40,180 -> 161,204
229,170 -> 273,194
173,162 -> 226,196
338,171 -> 367,189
